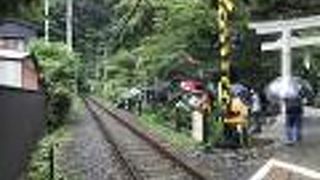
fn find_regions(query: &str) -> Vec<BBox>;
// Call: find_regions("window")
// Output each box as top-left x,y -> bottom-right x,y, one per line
0,60 -> 22,87
0,39 -> 6,49
0,38 -> 25,51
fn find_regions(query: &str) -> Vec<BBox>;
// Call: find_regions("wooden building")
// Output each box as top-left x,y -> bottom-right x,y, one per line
0,19 -> 40,91
0,19 -> 44,180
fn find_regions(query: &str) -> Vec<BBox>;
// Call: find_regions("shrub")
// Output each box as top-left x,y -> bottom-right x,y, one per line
46,88 -> 72,132
29,39 -> 81,131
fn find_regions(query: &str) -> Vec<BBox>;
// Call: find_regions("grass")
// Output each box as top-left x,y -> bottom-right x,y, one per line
96,96 -> 200,150
138,110 -> 200,151
26,96 -> 83,180
68,95 -> 85,122
26,127 -> 72,180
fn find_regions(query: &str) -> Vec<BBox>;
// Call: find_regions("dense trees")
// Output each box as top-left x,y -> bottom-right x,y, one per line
250,0 -> 320,20
54,0 -> 318,99
88,0 -> 254,99
95,0 -> 219,99
0,0 -> 42,20
5,0 -> 320,99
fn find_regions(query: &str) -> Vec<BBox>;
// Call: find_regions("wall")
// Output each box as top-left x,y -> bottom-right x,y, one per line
0,86 -> 45,180
22,59 -> 39,91
0,38 -> 26,52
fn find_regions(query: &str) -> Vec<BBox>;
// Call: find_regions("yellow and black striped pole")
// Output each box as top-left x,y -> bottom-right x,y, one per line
217,0 -> 234,115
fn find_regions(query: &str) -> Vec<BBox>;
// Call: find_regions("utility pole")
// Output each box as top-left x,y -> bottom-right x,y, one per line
66,0 -> 77,94
66,0 -> 73,51
217,0 -> 234,114
44,0 -> 50,42
216,0 -> 251,146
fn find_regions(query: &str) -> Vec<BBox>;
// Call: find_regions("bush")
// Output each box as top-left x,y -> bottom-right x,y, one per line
46,88 -> 72,132
207,102 -> 225,146
27,127 -> 69,180
29,39 -> 80,131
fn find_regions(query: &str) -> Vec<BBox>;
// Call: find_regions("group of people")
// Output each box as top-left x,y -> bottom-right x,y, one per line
190,81 -> 304,146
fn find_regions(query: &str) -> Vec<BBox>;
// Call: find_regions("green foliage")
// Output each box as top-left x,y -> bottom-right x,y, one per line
27,97 -> 84,180
0,0 -> 42,21
30,40 -> 79,91
29,39 -> 81,131
45,0 -> 320,100
208,102 -> 225,146
250,0 -> 320,20
27,127 -> 70,180
139,110 -> 198,150
98,0 -> 218,98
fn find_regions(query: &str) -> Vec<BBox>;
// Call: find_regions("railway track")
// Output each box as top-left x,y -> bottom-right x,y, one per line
84,97 -> 207,180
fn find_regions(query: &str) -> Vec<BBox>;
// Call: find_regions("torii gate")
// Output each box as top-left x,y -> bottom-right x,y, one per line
249,15 -> 320,80
249,15 -> 320,124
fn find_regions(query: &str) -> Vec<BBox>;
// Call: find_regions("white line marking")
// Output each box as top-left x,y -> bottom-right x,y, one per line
249,158 -> 320,180
272,159 -> 320,179
249,159 -> 276,180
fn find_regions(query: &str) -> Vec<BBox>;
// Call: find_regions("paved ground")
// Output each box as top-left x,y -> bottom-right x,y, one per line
273,107 -> 320,173
56,108 -> 131,180
251,107 -> 320,180
183,106 -> 320,180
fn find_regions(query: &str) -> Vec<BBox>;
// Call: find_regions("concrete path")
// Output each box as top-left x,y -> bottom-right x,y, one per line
253,107 -> 320,179
274,107 -> 320,171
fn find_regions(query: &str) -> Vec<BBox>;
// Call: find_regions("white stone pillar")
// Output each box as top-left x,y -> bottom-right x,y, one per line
280,29 -> 291,129
192,111 -> 204,142
304,48 -> 311,70
281,28 -> 292,79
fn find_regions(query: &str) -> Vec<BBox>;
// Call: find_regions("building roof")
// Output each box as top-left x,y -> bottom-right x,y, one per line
0,19 -> 39,38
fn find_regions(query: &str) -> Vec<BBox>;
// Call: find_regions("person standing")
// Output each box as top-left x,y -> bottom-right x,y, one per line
284,98 -> 303,145
137,93 -> 143,115
249,89 -> 262,134
224,94 -> 249,145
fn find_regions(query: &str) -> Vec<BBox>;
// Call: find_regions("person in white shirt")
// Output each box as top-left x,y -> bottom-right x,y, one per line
249,89 -> 262,134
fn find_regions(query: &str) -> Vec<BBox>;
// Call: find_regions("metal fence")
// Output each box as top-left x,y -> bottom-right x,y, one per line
0,86 -> 45,180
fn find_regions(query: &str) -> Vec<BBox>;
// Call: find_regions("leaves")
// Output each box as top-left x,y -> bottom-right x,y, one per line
29,39 -> 80,92
0,0 -> 42,20
41,0 -> 320,99
98,0 -> 218,98
29,39 -> 81,130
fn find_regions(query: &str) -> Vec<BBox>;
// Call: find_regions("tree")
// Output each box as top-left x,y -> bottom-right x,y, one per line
0,0 -> 42,20
29,39 -> 81,131
46,0 -> 320,99
250,0 -> 320,20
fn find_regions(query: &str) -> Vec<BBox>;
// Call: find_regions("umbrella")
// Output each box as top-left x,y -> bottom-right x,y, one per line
121,87 -> 142,99
296,77 -> 314,100
231,83 -> 251,105
231,83 -> 249,96
180,80 -> 203,93
265,76 -> 313,102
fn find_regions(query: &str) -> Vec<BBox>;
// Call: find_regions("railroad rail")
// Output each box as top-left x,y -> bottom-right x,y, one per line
84,97 -> 207,180
84,98 -> 142,180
